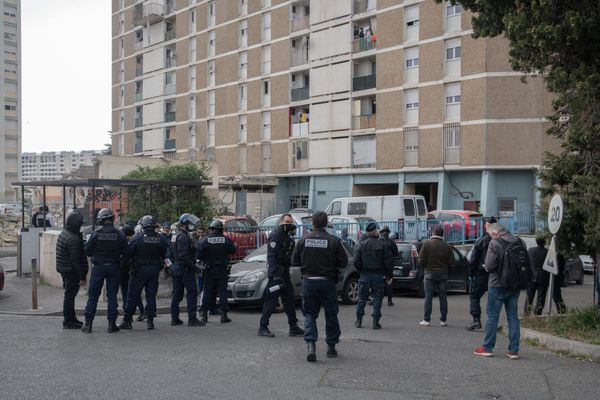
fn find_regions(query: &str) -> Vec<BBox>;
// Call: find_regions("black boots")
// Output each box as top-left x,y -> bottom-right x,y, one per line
354,315 -> 363,328
289,324 -> 304,337
306,342 -> 316,362
170,317 -> 184,326
107,320 -> 120,333
146,318 -> 154,330
373,319 -> 382,330
466,319 -> 482,331
388,298 -> 394,306
81,320 -> 93,333
136,313 -> 147,322
258,326 -> 275,337
63,320 -> 83,329
188,317 -> 206,327
326,344 -> 338,358
200,311 -> 208,324
220,312 -> 231,324
118,320 -> 132,330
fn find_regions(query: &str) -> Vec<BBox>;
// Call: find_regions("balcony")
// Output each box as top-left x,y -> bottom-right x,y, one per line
133,1 -> 165,26
353,74 -> 376,91
135,66 -> 143,77
353,37 -> 376,52
134,143 -> 143,153
135,117 -> 143,128
291,15 -> 309,33
165,84 -> 176,95
165,29 -> 176,41
164,138 -> 176,151
444,147 -> 460,165
291,122 -> 309,137
134,40 -> 144,51
166,57 -> 176,68
291,87 -> 309,102
353,0 -> 376,14
290,157 -> 308,171
135,92 -> 143,102
291,50 -> 309,67
165,111 -> 176,122
353,114 -> 376,130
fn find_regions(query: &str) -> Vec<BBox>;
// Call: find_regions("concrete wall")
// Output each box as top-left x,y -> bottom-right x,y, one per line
39,231 -> 63,288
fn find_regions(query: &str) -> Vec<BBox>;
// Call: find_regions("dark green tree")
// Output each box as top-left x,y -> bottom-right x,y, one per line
439,0 -> 600,259
122,163 -> 215,227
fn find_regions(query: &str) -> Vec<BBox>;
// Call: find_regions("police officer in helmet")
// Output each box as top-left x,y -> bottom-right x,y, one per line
83,208 -> 127,333
171,213 -> 204,327
119,215 -> 168,330
291,211 -> 348,362
258,213 -> 304,338
196,219 -> 236,324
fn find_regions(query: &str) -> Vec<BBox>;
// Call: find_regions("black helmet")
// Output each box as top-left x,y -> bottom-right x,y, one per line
121,224 -> 135,236
178,213 -> 200,231
97,208 -> 114,223
209,219 -> 224,231
140,215 -> 158,229
65,208 -> 83,231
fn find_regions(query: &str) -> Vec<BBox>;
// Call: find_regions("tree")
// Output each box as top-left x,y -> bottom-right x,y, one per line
439,0 -> 600,259
122,163 -> 215,227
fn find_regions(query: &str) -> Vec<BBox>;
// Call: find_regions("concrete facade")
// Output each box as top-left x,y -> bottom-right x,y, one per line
112,0 -> 557,221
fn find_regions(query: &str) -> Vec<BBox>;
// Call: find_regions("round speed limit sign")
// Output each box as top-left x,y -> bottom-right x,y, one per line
547,194 -> 563,234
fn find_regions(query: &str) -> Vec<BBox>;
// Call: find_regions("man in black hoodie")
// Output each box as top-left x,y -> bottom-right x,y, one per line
56,208 -> 88,329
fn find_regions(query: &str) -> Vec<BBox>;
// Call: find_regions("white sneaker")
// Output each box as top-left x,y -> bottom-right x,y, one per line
419,320 -> 431,327
441,321 -> 448,327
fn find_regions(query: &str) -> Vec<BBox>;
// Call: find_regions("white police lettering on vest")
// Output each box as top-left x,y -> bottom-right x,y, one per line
305,239 -> 328,248
208,237 -> 226,244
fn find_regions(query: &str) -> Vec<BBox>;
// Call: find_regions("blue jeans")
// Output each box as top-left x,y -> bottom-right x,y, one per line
124,264 -> 161,320
483,287 -> 520,353
469,270 -> 488,320
302,279 -> 340,345
356,273 -> 385,320
424,272 -> 448,322
84,262 -> 121,322
171,265 -> 198,320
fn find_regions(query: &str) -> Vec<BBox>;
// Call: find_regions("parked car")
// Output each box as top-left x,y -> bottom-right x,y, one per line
429,210 -> 483,242
257,213 -> 313,244
580,255 -> 596,274
329,216 -> 376,247
227,241 -> 360,309
393,240 -> 470,297
563,256 -> 585,286
215,216 -> 262,262
0,263 -> 4,291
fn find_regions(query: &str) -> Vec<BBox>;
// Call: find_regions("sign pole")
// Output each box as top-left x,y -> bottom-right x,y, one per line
543,194 -> 563,318
546,271 -> 553,320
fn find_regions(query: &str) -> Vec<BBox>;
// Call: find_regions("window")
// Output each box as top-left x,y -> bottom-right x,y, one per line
404,89 -> 419,125
208,30 -> 216,57
208,90 -> 215,116
261,45 -> 271,74
239,146 -> 247,174
208,1 -> 216,26
261,143 -> 270,172
405,5 -> 419,42
405,47 -> 419,83
446,2 -> 462,17
443,123 -> 460,164
330,201 -> 342,216
261,0 -> 271,8
165,71 -> 176,85
404,127 -> 419,166
352,136 -> 376,168
239,84 -> 248,110
239,115 -> 247,143
348,202 -> 367,215
189,65 -> 197,90
189,10 -> 196,33
446,41 -> 461,60
208,60 -> 215,86
189,37 -> 196,62
207,120 -> 215,146
239,51 -> 247,79
262,111 -> 271,140
403,199 -> 416,217
445,83 -> 461,121
240,0 -> 248,15
262,79 -> 271,107
262,12 -> 271,41
240,20 -> 248,47
445,39 -> 461,77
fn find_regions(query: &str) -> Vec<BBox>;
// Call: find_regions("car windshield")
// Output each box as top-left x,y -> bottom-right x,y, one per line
241,245 -> 267,262
225,219 -> 257,231
300,216 -> 312,225
396,244 -> 413,265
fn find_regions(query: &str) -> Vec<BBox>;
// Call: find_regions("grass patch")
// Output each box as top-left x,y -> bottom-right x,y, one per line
521,305 -> 600,346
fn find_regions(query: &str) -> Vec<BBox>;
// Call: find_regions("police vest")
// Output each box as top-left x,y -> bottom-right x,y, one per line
92,226 -> 123,261
204,235 -> 230,267
135,233 -> 163,265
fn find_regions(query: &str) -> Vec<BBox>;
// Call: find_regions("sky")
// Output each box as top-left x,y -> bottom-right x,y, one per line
21,0 -> 111,153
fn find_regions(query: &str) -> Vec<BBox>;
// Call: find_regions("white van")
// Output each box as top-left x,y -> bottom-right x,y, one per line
324,195 -> 429,240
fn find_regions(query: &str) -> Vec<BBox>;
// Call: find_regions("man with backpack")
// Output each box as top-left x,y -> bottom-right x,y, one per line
474,223 -> 529,359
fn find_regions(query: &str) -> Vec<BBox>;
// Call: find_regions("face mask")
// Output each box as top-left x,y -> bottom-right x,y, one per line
187,224 -> 195,231
281,223 -> 297,233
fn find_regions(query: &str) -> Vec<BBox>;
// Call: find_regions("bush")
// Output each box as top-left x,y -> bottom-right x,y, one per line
522,305 -> 600,345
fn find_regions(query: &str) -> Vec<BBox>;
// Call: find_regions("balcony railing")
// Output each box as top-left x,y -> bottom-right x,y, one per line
291,51 -> 309,67
353,0 -> 376,14
291,16 -> 309,33
353,36 -> 376,52
164,138 -> 176,150
134,40 -> 144,51
291,87 -> 309,102
444,147 -> 460,165
165,111 -> 176,122
353,114 -> 376,130
166,57 -> 176,68
165,29 -> 176,41
135,117 -> 143,128
135,66 -> 143,77
134,143 -> 143,153
133,1 -> 165,26
165,84 -> 176,95
135,92 -> 143,102
353,74 -> 376,91
291,122 -> 309,137
290,157 -> 309,171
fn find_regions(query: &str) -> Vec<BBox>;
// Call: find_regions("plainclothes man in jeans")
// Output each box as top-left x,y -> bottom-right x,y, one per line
474,223 -> 522,359
418,225 -> 453,327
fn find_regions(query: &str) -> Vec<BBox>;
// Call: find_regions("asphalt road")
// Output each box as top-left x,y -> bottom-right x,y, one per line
1,280 -> 598,400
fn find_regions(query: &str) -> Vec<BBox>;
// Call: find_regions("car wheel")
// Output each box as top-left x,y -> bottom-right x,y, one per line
342,276 -> 359,305
416,278 -> 425,298
576,272 -> 584,285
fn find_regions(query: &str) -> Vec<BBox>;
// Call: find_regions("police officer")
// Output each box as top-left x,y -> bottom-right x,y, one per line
196,220 -> 236,324
119,215 -> 168,330
258,213 -> 304,338
83,208 -> 127,333
171,213 -> 204,327
354,223 -> 393,330
291,211 -> 348,362
379,225 -> 398,306
466,216 -> 496,331
119,224 -> 146,321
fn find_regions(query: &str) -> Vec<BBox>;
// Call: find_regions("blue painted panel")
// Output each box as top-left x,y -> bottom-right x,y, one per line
312,175 -> 352,211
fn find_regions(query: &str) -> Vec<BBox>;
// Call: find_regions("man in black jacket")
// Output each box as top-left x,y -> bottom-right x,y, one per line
467,216 -> 496,330
525,236 -> 549,315
56,208 -> 88,329
291,211 -> 348,362
379,226 -> 398,306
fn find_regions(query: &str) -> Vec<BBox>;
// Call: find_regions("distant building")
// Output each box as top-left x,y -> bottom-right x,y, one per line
1,0 -> 20,201
20,150 -> 102,182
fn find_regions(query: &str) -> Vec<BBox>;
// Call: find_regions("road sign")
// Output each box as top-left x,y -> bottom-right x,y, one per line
543,236 -> 558,275
547,194 -> 563,234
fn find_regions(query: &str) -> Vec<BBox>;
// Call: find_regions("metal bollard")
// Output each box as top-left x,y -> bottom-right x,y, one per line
31,258 -> 38,310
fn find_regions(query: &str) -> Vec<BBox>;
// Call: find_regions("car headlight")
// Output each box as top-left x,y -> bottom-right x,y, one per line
239,271 -> 266,284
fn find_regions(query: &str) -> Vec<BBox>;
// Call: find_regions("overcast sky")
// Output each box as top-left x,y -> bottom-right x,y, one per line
21,0 -> 111,153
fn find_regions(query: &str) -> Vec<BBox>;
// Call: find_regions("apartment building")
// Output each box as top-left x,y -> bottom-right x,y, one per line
21,150 -> 101,182
112,0 -> 558,220
1,0 -> 20,201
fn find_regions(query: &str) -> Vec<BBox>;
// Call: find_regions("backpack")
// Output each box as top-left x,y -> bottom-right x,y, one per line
497,237 -> 529,290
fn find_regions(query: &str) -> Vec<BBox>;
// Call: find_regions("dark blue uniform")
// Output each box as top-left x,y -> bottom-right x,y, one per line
260,226 -> 298,329
123,231 -> 168,322
380,233 -> 399,302
196,233 -> 236,313
84,224 -> 127,322
171,230 -> 199,321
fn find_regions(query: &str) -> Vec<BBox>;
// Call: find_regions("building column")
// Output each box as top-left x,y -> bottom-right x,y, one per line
436,171 -> 449,210
348,174 -> 354,196
398,172 -> 405,195
307,175 -> 315,211
533,170 -> 541,215
480,169 -> 496,217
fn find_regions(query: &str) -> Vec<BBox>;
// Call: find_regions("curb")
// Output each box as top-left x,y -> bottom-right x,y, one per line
520,327 -> 600,359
